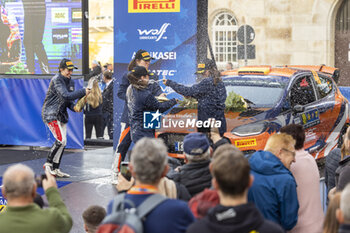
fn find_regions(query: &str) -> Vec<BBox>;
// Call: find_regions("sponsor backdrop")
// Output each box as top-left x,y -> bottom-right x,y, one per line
113,0 -> 198,149
0,77 -> 84,149
0,0 -> 82,75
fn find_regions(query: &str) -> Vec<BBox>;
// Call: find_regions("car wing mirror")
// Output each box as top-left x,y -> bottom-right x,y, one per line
293,104 -> 304,113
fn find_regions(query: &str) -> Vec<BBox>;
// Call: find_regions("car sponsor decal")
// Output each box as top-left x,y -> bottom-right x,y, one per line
300,109 -> 320,129
235,139 -> 257,148
128,0 -> 180,13
311,71 -> 322,85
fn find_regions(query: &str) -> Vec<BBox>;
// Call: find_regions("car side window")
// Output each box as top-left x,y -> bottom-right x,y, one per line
314,74 -> 333,98
290,76 -> 316,107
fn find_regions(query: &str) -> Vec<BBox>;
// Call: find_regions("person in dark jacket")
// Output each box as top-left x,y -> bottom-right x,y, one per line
336,127 -> 350,191
42,58 -> 89,178
326,148 -> 342,193
336,184 -> 350,233
85,60 -> 102,81
111,49 -> 164,184
102,70 -> 114,139
167,133 -> 212,197
163,58 -> 227,136
187,143 -> 284,233
84,78 -> 103,139
248,133 -> 299,231
126,66 -> 176,143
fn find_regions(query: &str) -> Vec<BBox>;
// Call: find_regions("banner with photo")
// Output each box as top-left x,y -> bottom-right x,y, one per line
113,0 -> 198,148
0,0 -> 82,75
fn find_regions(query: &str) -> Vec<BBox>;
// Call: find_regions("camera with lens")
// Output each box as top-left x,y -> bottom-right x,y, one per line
35,174 -> 47,188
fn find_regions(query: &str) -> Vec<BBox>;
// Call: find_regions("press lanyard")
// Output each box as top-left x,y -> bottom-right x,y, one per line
128,184 -> 158,194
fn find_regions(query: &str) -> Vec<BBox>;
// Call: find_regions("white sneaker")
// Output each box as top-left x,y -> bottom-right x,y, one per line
111,172 -> 119,185
43,163 -> 56,176
54,169 -> 70,178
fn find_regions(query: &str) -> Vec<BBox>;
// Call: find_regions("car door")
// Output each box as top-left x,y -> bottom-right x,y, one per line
288,73 -> 325,155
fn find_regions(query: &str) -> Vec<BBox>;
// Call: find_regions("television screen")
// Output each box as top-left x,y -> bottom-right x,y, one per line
0,0 -> 82,74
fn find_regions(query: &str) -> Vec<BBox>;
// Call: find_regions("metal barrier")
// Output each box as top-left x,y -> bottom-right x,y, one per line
320,177 -> 327,212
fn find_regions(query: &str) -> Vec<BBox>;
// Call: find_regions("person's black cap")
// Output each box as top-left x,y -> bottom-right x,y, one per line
135,49 -> 154,61
195,58 -> 216,74
59,58 -> 78,70
131,66 -> 151,77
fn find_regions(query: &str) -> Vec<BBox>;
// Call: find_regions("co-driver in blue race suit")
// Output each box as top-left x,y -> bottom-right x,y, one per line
163,58 -> 227,136
111,50 -> 164,183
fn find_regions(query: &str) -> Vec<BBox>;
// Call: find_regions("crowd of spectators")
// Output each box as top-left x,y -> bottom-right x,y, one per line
2,123 -> 350,233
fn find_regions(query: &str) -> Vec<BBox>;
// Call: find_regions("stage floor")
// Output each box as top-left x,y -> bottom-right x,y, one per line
0,146 -> 117,233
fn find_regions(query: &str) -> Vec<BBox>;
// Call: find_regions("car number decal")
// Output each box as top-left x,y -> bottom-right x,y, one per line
175,141 -> 183,152
300,109 -> 320,128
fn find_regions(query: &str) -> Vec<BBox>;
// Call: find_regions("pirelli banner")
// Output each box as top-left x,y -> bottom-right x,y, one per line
113,0 -> 198,147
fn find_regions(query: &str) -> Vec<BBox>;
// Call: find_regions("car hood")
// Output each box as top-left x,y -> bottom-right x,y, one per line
158,107 -> 272,133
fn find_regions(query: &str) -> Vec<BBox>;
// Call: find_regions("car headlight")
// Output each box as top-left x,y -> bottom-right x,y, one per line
231,122 -> 267,137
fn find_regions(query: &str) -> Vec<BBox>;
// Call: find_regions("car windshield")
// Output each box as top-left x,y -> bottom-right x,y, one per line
223,75 -> 288,108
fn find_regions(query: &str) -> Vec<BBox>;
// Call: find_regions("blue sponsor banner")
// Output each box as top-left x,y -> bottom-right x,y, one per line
0,77 -> 84,149
113,0 -> 197,149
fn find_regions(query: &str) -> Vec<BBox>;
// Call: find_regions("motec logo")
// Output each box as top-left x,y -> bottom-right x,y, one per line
129,0 -> 180,13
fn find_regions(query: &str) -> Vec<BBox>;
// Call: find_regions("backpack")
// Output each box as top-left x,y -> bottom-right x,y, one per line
97,193 -> 167,233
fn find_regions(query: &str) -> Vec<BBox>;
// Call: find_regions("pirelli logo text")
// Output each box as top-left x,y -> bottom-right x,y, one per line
234,139 -> 257,148
129,0 -> 180,13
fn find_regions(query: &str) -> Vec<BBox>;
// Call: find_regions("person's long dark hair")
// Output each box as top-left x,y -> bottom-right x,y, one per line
208,67 -> 222,86
128,58 -> 138,71
127,72 -> 148,90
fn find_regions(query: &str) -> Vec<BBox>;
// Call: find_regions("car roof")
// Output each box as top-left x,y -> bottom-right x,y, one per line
221,65 -> 337,79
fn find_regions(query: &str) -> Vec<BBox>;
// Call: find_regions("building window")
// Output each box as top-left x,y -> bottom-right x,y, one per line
212,12 -> 238,67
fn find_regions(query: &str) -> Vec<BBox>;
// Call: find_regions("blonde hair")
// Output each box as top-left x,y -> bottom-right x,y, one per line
87,79 -> 102,108
341,127 -> 350,160
323,192 -> 341,233
264,133 -> 296,154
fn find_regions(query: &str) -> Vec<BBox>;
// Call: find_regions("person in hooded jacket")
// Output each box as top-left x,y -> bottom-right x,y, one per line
186,144 -> 284,233
163,58 -> 227,136
126,66 -> 177,143
248,133 -> 299,231
42,58 -> 89,178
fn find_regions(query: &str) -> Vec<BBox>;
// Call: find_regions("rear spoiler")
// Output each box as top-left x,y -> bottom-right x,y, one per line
286,65 -> 340,84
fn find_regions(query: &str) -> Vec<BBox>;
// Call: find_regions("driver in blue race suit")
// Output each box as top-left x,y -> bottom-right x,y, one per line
163,58 -> 227,136
42,59 -> 89,178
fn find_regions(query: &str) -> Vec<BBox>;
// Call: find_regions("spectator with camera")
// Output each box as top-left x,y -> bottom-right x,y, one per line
0,164 -> 72,233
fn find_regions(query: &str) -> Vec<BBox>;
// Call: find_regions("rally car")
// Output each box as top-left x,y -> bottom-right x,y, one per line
156,65 -> 349,159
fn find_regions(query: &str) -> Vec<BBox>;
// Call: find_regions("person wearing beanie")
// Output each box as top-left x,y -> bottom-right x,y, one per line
167,132 -> 212,197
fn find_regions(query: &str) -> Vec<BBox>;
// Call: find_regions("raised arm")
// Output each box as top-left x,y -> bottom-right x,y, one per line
117,73 -> 130,100
54,78 -> 86,101
165,79 -> 210,99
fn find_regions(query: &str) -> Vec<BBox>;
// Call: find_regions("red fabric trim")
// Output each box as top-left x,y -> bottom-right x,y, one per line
48,120 -> 63,142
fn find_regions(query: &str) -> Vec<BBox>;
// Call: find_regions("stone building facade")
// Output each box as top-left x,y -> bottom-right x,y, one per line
208,0 -> 350,85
